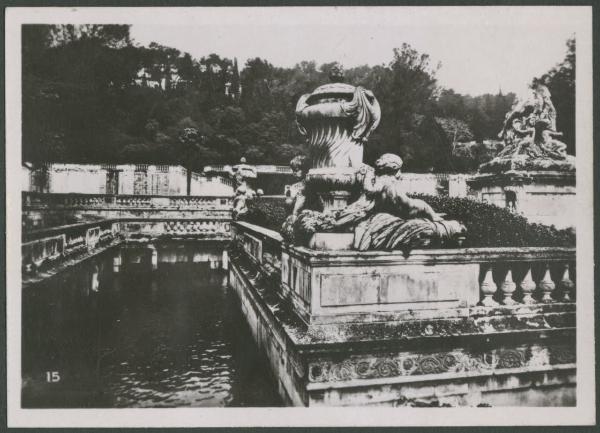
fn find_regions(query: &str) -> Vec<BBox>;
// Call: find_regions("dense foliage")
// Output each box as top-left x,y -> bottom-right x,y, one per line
22,25 -> 575,173
241,196 -> 575,248
243,197 -> 290,232
533,37 -> 576,155
255,173 -> 297,196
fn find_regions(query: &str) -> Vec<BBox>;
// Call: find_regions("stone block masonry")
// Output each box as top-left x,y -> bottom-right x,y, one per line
228,221 -> 576,407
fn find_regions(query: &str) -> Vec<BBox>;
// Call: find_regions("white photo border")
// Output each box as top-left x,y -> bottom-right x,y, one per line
5,5 -> 595,427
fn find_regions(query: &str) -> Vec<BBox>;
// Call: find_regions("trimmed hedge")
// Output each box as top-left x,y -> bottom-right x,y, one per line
243,196 -> 290,232
242,195 -> 575,248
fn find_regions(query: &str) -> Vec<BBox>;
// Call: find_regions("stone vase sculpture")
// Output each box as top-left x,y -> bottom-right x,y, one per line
295,64 -> 381,212
285,65 -> 466,251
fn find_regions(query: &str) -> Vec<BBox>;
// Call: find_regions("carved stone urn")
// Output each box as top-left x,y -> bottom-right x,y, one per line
295,65 -> 381,212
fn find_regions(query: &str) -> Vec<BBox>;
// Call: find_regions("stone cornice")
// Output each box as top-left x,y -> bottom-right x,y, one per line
468,170 -> 576,187
284,244 -> 575,267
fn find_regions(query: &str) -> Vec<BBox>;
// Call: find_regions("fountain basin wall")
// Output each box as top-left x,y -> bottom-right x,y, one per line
229,221 -> 576,407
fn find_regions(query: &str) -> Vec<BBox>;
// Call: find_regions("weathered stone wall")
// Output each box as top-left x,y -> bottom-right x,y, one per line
229,261 -> 307,406
229,249 -> 576,407
228,221 -> 577,407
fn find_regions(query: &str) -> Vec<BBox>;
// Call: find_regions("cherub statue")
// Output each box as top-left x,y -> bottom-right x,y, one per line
230,157 -> 258,220
232,170 -> 255,219
284,155 -> 309,217
335,154 -> 463,250
281,155 -> 310,240
287,153 -> 465,251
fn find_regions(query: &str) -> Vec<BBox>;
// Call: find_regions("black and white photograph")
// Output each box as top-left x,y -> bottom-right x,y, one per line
4,5 -> 595,428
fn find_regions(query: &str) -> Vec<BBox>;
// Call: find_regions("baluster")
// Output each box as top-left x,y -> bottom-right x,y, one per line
539,264 -> 556,303
500,269 -> 517,305
558,264 -> 575,302
479,266 -> 498,307
519,266 -> 537,304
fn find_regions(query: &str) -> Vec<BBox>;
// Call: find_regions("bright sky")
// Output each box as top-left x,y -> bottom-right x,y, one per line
128,6 -> 583,97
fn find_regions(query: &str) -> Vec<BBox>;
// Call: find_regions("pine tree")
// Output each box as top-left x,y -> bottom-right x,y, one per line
231,57 -> 241,99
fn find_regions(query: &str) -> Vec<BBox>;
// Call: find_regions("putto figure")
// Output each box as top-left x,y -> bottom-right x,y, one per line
284,155 -> 309,218
228,157 -> 258,220
285,153 -> 466,251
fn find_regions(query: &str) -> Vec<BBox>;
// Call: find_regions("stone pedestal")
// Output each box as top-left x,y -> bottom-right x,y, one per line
468,170 -> 576,229
305,166 -> 358,213
318,191 -> 351,212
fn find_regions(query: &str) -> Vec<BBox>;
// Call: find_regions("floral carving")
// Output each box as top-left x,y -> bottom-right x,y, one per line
307,344 -> 574,383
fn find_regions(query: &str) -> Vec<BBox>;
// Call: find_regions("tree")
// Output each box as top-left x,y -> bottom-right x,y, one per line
24,26 -> 537,174
22,24 -> 139,165
364,44 -> 446,171
533,36 -> 575,154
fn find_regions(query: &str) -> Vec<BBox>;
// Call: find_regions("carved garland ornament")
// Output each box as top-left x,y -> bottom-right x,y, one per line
308,345 -> 575,383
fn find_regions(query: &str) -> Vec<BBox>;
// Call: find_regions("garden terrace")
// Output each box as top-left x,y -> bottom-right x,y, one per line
229,221 -> 576,406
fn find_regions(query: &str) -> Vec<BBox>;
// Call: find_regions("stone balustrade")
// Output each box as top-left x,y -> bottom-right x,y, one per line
232,221 -> 576,324
22,192 -> 233,230
23,192 -> 232,210
203,164 -> 293,175
22,220 -> 120,272
22,217 -> 231,276
477,260 -> 575,306
229,221 -> 577,407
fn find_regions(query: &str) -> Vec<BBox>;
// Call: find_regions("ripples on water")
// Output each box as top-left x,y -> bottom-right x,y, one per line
22,249 -> 283,408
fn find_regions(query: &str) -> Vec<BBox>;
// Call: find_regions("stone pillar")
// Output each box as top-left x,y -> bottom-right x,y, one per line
448,174 -> 468,198
319,191 -> 351,213
149,245 -> 158,271
91,264 -> 100,292
222,249 -> 229,270
113,251 -> 122,273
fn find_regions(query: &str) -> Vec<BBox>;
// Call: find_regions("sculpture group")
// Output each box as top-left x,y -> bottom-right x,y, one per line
481,83 -> 574,173
282,66 -> 465,251
233,69 -> 574,251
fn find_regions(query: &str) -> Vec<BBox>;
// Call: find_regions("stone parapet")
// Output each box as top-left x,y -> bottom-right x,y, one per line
22,217 -> 232,278
22,192 -> 233,230
228,236 -> 576,406
233,221 -> 575,325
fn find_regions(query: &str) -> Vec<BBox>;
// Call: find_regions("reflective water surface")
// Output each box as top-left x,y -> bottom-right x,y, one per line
22,248 -> 282,407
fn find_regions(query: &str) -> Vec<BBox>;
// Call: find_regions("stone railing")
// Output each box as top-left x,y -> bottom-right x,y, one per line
22,192 -> 233,230
231,221 -> 576,324
23,192 -> 232,210
203,164 -> 293,175
22,219 -> 120,272
120,219 -> 231,239
22,217 -> 232,275
169,196 -> 231,208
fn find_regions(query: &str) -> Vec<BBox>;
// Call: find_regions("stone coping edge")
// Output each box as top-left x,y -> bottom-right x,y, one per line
234,222 -> 575,264
25,217 -> 232,241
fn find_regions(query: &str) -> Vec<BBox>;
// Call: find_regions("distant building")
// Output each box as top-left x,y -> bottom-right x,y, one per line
23,163 -> 234,197
133,56 -> 239,96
